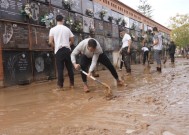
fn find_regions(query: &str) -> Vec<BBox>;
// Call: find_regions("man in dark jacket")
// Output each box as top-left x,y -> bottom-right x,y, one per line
169,41 -> 176,64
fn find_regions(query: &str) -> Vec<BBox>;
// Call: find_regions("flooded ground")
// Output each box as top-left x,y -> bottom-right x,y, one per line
0,58 -> 189,135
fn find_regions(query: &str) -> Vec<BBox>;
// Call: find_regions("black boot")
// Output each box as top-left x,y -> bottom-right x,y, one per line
157,67 -> 161,73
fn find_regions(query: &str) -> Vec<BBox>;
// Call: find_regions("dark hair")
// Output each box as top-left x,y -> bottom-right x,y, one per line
56,15 -> 64,22
119,27 -> 126,32
88,39 -> 97,49
153,27 -> 158,32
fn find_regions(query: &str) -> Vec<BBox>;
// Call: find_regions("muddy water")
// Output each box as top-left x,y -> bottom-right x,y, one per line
0,59 -> 189,135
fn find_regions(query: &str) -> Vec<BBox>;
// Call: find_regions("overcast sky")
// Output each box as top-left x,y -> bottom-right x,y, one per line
119,0 -> 189,27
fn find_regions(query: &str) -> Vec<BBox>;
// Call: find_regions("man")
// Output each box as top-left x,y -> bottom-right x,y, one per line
119,28 -> 132,74
71,38 -> 123,92
168,41 -> 176,64
49,15 -> 74,90
152,27 -> 163,72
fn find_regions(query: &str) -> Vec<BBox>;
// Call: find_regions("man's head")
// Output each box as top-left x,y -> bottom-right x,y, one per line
119,27 -> 126,38
56,15 -> 64,22
88,39 -> 97,52
153,27 -> 158,33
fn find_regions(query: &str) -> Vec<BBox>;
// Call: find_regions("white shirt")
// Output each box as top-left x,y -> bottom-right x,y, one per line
121,33 -> 131,48
141,47 -> 149,52
71,38 -> 103,72
153,33 -> 163,50
49,25 -> 74,54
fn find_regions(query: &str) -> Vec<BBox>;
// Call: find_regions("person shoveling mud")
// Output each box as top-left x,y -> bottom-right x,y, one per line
71,38 -> 124,94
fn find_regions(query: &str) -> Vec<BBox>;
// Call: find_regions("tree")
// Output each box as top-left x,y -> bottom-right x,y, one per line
169,14 -> 189,48
137,0 -> 153,18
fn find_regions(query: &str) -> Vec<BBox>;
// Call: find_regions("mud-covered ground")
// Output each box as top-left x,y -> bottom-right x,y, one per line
0,58 -> 189,135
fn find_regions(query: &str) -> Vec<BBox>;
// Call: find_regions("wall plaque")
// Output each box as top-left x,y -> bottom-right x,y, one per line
3,50 -> 32,86
95,35 -> 104,50
112,24 -> 119,38
93,2 -> 102,19
32,51 -> 56,81
70,0 -> 82,13
0,0 -> 27,22
29,2 -> 49,25
0,22 -> 29,49
103,22 -> 112,37
82,0 -> 93,17
51,0 -> 63,8
94,19 -> 103,35
30,26 -> 52,50
83,16 -> 94,33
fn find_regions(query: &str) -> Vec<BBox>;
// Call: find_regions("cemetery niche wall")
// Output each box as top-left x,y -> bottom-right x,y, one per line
2,50 -> 32,86
0,0 -> 155,87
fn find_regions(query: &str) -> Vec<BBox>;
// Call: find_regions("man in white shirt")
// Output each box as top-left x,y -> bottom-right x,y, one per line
152,27 -> 163,72
49,15 -> 74,90
71,38 -> 123,92
119,28 -> 132,74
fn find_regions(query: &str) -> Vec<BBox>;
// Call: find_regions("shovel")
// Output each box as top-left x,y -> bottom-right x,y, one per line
80,69 -> 112,97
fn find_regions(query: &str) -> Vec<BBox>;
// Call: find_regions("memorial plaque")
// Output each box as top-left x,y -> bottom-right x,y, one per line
51,0 -> 63,8
32,51 -> 56,81
103,22 -> 112,37
104,51 -> 113,63
29,2 -> 49,25
31,26 -> 52,50
0,0 -> 27,22
0,22 -> 29,49
3,50 -> 32,86
112,38 -> 119,51
104,37 -> 113,51
94,19 -> 103,35
82,0 -> 93,17
83,16 -> 94,33
93,2 -> 102,19
112,24 -> 119,38
95,35 -> 104,50
70,0 -> 82,13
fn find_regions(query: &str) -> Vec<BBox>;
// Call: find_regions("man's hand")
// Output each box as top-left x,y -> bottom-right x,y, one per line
87,72 -> 92,78
74,64 -> 80,70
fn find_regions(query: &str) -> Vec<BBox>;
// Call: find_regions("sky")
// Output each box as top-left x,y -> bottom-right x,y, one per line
119,0 -> 189,27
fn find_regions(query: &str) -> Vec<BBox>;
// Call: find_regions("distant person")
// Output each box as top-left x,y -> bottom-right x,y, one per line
141,46 -> 149,65
152,27 -> 163,72
71,38 -> 123,92
168,41 -> 176,64
49,15 -> 74,90
119,28 -> 132,74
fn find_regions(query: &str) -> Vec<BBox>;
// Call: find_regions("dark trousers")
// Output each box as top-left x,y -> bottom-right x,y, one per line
122,47 -> 131,73
170,53 -> 175,63
120,55 -> 124,69
143,51 -> 149,64
80,53 -> 119,83
55,47 -> 74,87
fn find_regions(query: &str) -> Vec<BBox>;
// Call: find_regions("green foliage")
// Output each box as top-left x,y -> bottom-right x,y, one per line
137,0 -> 153,18
169,14 -> 189,48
